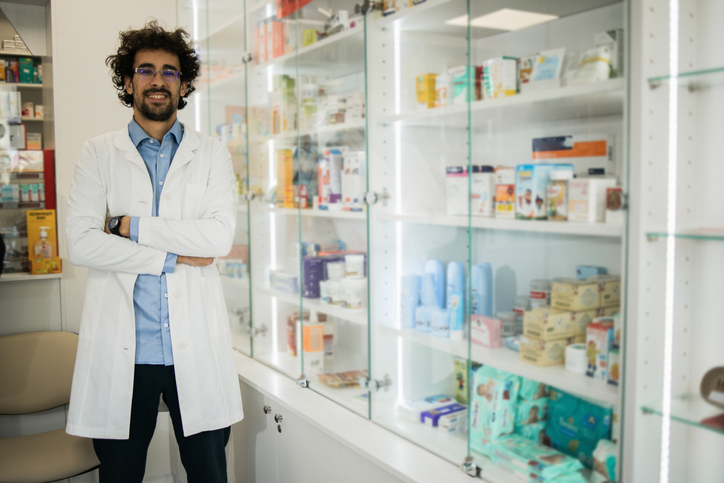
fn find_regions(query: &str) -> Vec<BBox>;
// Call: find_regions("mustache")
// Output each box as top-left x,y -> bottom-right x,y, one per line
143,88 -> 172,97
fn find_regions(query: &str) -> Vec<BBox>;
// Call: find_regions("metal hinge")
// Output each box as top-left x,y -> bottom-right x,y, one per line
296,378 -> 309,388
367,374 -> 392,392
241,52 -> 253,64
241,191 -> 256,202
364,188 -> 390,207
460,456 -> 481,477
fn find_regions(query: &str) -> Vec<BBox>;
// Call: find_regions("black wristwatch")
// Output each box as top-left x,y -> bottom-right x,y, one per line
108,216 -> 124,237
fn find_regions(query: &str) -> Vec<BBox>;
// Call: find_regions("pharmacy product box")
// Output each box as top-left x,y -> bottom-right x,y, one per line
421,403 -> 467,427
561,308 -> 598,336
271,17 -> 284,59
446,166 -> 468,216
342,151 -> 366,212
551,278 -> 601,311
591,274 -> 621,307
597,306 -> 620,318
523,306 -> 574,340
471,314 -> 502,348
270,270 -> 299,293
266,17 -> 275,64
256,19 -> 266,63
532,134 -> 614,176
605,186 -> 625,223
471,165 -> 495,217
19,57 -> 33,84
608,348 -> 620,386
449,65 -> 482,105
319,148 -> 344,209
576,265 -> 608,280
303,322 -> 325,375
416,73 -> 437,110
435,74 -> 449,108
276,148 -> 293,207
398,394 -> 456,422
568,177 -> 617,222
595,29 -> 624,77
454,357 -> 468,404
21,101 -> 33,117
515,164 -> 551,219
482,57 -> 518,98
494,166 -> 515,218
519,335 -> 571,366
439,410 -> 467,433
302,29 -> 316,47
19,150 -> 45,172
26,209 -> 61,274
35,105 -> 43,119
585,319 -> 614,381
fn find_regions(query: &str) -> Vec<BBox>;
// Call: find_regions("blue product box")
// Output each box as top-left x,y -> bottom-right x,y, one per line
421,403 -> 467,427
576,265 -> 608,280
302,257 -> 324,298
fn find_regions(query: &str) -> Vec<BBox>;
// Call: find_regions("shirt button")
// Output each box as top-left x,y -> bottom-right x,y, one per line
165,193 -> 172,200
165,293 -> 168,298
160,154 -> 165,158
164,323 -> 169,328
159,181 -> 164,185
178,342 -> 187,350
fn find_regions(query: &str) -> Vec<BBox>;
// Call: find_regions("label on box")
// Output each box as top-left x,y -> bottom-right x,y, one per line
551,279 -> 601,311
523,307 -> 574,340
519,335 -> 571,366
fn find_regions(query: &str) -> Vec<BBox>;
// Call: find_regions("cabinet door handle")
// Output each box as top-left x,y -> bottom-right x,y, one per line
263,405 -> 272,414
274,413 -> 283,423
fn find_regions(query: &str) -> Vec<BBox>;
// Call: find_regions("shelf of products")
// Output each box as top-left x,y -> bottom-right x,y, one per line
257,204 -> 366,220
642,394 -> 724,437
257,286 -> 368,326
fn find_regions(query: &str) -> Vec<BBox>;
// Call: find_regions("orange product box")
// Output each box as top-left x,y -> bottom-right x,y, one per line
276,149 -> 294,208
272,18 -> 284,59
26,209 -> 61,274
494,166 -> 515,218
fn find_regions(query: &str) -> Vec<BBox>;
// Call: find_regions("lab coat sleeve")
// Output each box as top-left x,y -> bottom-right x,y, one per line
136,142 -> 236,258
66,140 -> 167,275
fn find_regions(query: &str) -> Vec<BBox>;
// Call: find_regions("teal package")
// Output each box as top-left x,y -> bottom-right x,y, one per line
592,439 -> 618,482
519,377 -> 550,401
469,365 -> 520,456
514,420 -> 547,444
485,434 -> 584,481
545,389 -> 612,468
515,397 -> 549,426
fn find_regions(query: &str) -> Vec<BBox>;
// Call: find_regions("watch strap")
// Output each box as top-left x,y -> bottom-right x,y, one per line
109,216 -> 123,237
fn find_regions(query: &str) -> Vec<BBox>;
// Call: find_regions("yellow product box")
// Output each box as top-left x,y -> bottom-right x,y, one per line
26,209 -> 61,275
302,29 -> 316,47
591,275 -> 621,307
416,73 -> 437,110
519,335 -> 572,366
551,278 -> 601,311
523,306 -> 574,340
276,149 -> 294,208
557,308 -> 598,336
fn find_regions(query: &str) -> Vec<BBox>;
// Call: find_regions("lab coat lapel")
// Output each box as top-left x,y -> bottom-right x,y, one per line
167,128 -> 200,179
113,128 -> 146,170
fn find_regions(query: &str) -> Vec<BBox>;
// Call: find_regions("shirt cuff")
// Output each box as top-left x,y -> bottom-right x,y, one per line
164,253 -> 177,273
130,216 -> 140,242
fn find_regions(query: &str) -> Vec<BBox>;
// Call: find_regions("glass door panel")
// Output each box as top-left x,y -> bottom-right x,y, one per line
367,0 -> 472,465
177,1 -> 253,357
247,0 -> 304,380
467,1 -> 625,480
286,0 -> 370,417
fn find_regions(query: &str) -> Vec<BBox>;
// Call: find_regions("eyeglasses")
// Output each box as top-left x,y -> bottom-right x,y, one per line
133,67 -> 182,82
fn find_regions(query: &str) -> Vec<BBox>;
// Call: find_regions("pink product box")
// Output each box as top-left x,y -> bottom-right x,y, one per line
420,403 -> 467,427
471,315 -> 502,348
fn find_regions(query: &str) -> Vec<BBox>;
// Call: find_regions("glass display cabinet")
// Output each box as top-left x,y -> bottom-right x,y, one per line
178,1 -> 631,480
635,0 -> 724,481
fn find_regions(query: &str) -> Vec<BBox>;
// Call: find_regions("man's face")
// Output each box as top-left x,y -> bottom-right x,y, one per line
124,49 -> 187,123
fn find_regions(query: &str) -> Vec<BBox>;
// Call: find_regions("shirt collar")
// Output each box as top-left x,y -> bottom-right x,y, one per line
128,117 -> 183,147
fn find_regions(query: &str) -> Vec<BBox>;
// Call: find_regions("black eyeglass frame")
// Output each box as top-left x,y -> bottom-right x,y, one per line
133,67 -> 183,82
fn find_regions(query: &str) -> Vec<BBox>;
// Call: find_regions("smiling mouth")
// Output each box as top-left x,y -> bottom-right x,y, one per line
145,90 -> 171,102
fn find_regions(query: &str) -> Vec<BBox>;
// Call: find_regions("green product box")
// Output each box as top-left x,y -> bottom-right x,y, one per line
19,57 -> 33,84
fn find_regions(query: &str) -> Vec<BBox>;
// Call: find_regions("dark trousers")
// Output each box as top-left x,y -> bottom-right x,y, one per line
93,364 -> 231,483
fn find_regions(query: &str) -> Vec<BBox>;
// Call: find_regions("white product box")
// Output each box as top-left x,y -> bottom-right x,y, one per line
446,166 -> 468,215
568,177 -> 617,222
495,166 -> 516,219
471,166 -> 495,217
595,29 -> 624,77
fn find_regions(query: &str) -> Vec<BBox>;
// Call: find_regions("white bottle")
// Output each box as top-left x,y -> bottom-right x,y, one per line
33,226 -> 54,258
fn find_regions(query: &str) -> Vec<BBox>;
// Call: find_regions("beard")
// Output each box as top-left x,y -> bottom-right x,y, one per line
136,88 -> 178,122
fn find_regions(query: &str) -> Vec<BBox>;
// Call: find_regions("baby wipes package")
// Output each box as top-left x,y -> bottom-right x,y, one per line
514,420 -> 548,444
519,377 -> 550,401
470,366 -> 520,455
591,439 -> 618,482
515,397 -> 549,426
484,435 -> 585,482
546,389 -> 612,468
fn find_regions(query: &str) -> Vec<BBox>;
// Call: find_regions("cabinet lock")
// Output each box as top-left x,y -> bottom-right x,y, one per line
371,374 -> 392,392
364,188 -> 390,207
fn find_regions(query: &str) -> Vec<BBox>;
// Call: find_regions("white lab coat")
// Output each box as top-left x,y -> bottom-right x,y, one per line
65,125 -> 244,439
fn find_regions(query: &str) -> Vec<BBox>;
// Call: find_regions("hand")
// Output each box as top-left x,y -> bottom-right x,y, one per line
177,255 -> 215,267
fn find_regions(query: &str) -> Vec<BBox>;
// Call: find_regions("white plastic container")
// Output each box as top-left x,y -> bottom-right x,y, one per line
340,277 -> 367,309
345,254 -> 365,278
530,279 -> 551,308
327,261 -> 346,281
498,311 -> 517,337
320,280 -> 341,305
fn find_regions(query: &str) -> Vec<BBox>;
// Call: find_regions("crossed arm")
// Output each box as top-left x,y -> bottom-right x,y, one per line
66,140 -> 235,275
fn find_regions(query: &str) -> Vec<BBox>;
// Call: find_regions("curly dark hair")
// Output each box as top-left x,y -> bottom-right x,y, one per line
106,20 -> 199,109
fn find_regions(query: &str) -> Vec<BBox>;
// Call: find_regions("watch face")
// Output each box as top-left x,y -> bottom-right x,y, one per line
109,217 -> 119,232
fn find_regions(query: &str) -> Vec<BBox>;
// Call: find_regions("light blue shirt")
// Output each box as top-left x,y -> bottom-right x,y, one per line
128,118 -> 183,365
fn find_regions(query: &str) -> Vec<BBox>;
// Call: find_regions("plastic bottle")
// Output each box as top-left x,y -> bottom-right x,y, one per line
400,274 -> 421,328
415,306 -> 431,332
498,311 -> 516,337
471,262 -> 493,316
446,261 -> 465,339
430,307 -> 449,337
530,279 -> 551,308
34,226 -> 54,258
424,259 -> 445,308
513,295 -> 531,334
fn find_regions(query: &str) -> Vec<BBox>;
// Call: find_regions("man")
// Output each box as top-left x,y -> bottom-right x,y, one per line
65,21 -> 243,482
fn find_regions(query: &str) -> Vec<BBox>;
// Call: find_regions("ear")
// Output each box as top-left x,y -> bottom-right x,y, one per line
180,80 -> 188,98
124,76 -> 133,95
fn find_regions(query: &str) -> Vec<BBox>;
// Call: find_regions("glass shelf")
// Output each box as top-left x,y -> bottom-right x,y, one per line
648,66 -> 724,88
645,228 -> 724,241
642,394 -> 724,436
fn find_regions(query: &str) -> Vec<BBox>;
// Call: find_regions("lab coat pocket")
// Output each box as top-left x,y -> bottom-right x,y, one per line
184,183 -> 207,219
